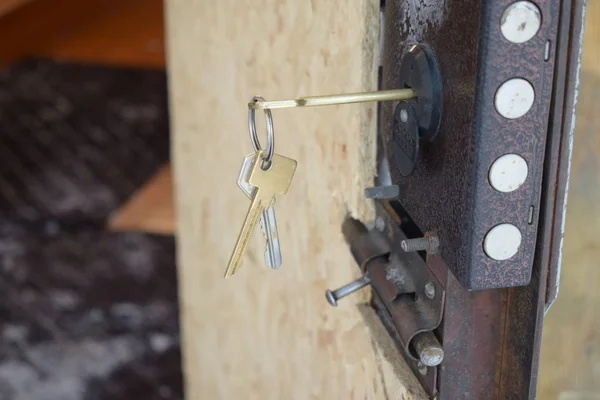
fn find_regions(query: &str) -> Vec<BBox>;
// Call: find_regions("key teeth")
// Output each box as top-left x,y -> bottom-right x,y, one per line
265,243 -> 282,269
259,218 -> 273,268
259,215 -> 267,236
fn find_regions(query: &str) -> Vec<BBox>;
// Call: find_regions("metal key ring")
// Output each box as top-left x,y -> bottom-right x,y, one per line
248,96 -> 274,168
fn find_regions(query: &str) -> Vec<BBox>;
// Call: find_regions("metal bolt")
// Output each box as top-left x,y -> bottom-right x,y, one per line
364,185 -> 400,199
401,237 -> 429,252
500,1 -> 541,44
325,275 -> 371,307
412,332 -> 444,367
484,223 -> 522,261
401,235 -> 439,253
424,282 -> 436,299
375,216 -> 386,232
400,108 -> 408,123
495,78 -> 535,119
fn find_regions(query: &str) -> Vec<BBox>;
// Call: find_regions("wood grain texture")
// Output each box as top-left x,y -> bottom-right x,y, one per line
166,0 -> 424,398
30,0 -> 165,68
0,0 -> 31,17
0,0 -> 164,68
109,166 -> 174,235
538,2 -> 600,398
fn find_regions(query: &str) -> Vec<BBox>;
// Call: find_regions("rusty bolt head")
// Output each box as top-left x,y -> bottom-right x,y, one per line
424,282 -> 436,300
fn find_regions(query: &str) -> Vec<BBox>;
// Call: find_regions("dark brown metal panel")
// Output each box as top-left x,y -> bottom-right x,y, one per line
439,2 -> 584,397
364,0 -> 585,398
437,275 -> 505,400
381,0 -> 482,288
468,0 -> 560,290
382,0 -> 562,290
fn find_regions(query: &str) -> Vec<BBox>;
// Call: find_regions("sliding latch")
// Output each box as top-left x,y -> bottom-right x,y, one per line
325,203 -> 446,393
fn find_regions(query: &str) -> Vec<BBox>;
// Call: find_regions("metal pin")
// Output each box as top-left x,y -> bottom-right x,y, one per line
248,88 -> 416,110
412,331 -> 444,367
325,275 -> 371,306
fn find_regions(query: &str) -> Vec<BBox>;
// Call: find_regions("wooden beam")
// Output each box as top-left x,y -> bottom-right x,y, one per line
166,0 -> 424,398
0,0 -> 164,68
0,0 -> 31,18
109,165 -> 174,235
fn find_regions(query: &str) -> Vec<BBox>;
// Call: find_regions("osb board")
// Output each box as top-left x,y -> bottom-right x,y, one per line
538,2 -> 600,398
166,1 -> 424,399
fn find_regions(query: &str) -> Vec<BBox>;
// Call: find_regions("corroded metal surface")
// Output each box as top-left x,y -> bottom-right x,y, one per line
382,0 -> 562,289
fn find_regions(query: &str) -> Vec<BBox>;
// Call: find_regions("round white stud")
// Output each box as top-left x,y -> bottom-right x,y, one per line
489,154 -> 528,193
484,224 -> 522,261
501,1 -> 542,44
495,78 -> 535,119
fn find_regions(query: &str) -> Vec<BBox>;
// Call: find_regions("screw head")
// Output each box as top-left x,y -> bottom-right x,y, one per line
400,108 -> 408,122
325,289 -> 338,306
424,282 -> 436,299
375,216 -> 386,232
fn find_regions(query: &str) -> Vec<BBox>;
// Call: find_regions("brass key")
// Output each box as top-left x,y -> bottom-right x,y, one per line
238,153 -> 283,269
247,88 -> 416,110
224,150 -> 297,278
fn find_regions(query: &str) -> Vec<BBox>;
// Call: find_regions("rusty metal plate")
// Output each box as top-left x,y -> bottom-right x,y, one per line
381,0 -> 562,290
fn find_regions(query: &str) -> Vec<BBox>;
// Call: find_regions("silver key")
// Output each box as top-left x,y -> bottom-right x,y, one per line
237,153 -> 283,269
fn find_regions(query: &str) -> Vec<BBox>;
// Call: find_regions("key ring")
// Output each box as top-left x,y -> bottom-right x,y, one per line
248,96 -> 274,169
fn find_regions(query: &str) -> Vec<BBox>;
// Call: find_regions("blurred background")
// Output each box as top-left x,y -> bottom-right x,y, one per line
0,1 -> 179,399
0,1 -> 595,399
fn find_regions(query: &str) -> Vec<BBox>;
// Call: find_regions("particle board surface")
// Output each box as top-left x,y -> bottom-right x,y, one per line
166,1 -> 424,399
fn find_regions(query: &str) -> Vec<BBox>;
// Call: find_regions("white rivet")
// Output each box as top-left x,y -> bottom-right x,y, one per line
501,1 -> 542,44
495,78 -> 535,119
489,154 -> 528,193
484,224 -> 522,261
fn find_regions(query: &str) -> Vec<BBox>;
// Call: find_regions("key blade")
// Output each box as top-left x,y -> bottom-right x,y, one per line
224,195 -> 265,278
249,153 -> 297,196
261,206 -> 282,269
236,152 -> 282,270
225,150 -> 295,278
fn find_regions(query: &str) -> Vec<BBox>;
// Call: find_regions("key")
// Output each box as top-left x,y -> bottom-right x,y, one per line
225,150 -> 297,278
237,153 -> 282,269
247,88 -> 416,110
